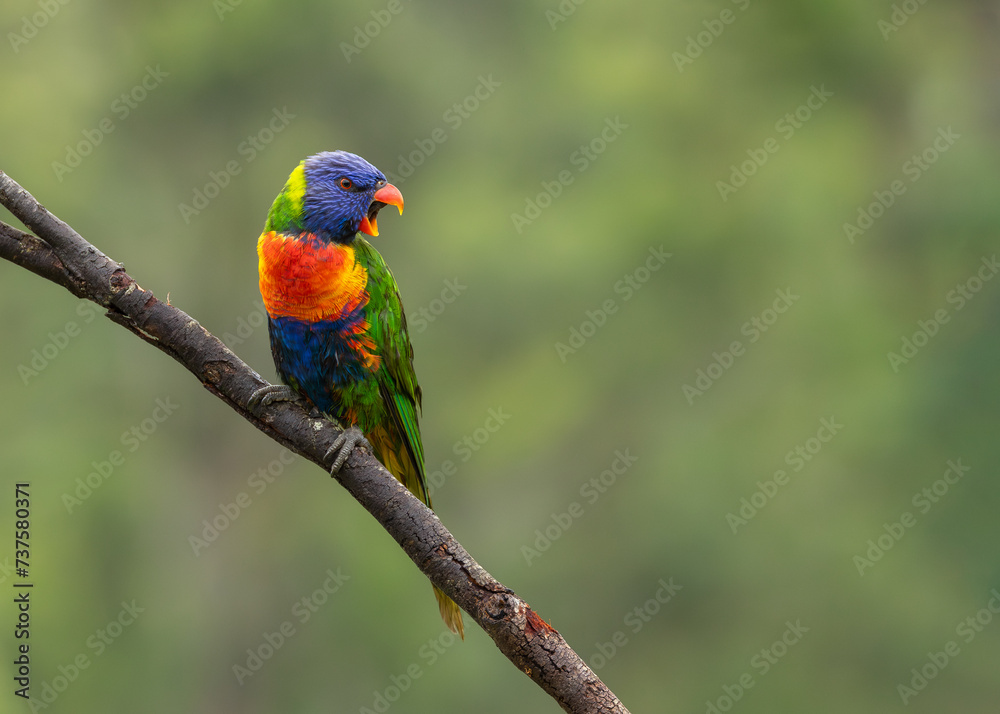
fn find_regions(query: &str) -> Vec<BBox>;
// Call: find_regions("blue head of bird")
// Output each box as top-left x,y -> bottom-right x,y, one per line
297,151 -> 404,243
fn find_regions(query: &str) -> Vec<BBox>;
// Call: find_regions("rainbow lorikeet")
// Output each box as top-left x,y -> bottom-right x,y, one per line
248,150 -> 464,638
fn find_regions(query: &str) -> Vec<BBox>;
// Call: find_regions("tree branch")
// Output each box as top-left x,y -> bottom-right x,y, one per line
0,171 -> 630,714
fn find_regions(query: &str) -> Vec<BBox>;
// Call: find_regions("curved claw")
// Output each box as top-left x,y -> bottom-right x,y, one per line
325,425 -> 370,474
248,384 -> 299,414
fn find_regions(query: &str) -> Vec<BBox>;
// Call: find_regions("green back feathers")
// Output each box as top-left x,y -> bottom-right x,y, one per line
353,238 -> 427,494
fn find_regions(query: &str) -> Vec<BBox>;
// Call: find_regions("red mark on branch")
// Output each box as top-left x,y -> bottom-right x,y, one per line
525,607 -> 556,640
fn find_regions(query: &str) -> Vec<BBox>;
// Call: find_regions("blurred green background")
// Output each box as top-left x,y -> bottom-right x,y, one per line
2,1 -> 999,712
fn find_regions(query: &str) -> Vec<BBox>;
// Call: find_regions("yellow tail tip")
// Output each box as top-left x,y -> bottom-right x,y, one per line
434,586 -> 465,640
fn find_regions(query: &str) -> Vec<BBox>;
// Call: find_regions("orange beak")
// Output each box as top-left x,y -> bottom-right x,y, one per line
359,183 -> 404,237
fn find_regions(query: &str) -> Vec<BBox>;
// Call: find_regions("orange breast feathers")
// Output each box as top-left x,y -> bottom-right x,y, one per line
257,231 -> 369,322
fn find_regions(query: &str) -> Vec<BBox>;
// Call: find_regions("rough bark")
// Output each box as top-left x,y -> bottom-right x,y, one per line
0,171 -> 630,714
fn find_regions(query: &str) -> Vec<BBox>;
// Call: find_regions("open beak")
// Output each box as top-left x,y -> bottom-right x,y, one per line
359,183 -> 404,237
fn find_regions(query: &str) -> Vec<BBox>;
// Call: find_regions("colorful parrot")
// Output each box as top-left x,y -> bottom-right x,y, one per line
249,150 -> 464,638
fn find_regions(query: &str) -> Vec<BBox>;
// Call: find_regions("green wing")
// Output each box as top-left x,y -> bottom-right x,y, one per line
354,238 -> 428,504
355,238 -> 463,636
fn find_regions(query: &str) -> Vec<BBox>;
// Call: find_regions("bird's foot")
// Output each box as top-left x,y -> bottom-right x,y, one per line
247,384 -> 300,414
325,425 -> 370,474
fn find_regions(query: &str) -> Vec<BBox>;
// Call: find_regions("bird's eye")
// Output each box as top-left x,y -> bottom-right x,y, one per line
339,178 -> 353,190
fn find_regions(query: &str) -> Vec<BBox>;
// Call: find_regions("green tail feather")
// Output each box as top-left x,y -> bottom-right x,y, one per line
434,586 -> 465,639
